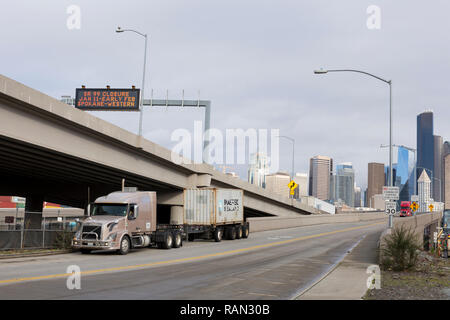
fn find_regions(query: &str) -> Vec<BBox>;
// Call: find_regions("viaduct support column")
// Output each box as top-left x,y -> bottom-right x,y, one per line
24,195 -> 44,229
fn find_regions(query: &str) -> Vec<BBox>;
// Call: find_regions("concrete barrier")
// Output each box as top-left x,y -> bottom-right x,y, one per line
248,212 -> 387,233
378,212 -> 442,263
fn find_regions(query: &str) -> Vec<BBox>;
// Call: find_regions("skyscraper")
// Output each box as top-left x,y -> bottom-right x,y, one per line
433,135 -> 443,202
247,152 -> 269,188
309,155 -> 333,201
417,111 -> 434,192
418,169 -> 431,212
367,162 -> 385,208
396,146 -> 415,202
331,162 -> 355,207
354,186 -> 361,207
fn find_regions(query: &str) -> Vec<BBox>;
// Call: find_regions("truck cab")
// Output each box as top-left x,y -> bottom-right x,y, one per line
400,201 -> 412,217
72,191 -> 181,255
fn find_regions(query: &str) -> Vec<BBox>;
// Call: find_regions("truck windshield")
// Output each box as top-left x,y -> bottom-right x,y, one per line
91,204 -> 128,217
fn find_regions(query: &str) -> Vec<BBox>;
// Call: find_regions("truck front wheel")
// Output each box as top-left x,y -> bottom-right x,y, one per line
118,236 -> 130,255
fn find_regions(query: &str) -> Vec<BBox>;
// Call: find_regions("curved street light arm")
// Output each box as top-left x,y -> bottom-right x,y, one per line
325,69 -> 391,84
117,28 -> 147,38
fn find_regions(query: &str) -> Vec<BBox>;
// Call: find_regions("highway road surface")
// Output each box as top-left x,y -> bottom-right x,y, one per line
0,220 -> 385,299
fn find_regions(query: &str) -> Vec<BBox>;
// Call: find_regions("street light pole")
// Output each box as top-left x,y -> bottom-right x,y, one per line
116,27 -> 148,138
315,68 -> 393,227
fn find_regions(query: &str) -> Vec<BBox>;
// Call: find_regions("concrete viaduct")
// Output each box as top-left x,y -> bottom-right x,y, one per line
0,74 -> 319,228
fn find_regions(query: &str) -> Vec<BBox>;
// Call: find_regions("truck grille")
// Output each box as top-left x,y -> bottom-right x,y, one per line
82,225 -> 102,240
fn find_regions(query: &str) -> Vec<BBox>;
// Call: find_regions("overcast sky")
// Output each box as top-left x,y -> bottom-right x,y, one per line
2,0 -> 450,191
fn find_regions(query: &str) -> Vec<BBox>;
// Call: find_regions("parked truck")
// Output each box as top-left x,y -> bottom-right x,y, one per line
72,188 -> 249,255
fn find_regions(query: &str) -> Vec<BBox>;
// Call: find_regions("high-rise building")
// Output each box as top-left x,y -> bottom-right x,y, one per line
367,162 -> 385,208
248,152 -> 269,188
363,188 -> 368,207
418,169 -> 431,212
443,141 -> 450,209
417,111 -> 434,192
309,156 -> 333,201
396,146 -> 415,202
354,186 -> 361,207
293,173 -> 308,198
330,163 -> 355,207
265,172 -> 290,198
433,135 -> 443,202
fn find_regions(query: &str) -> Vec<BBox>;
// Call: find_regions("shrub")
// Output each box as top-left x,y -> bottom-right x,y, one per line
54,231 -> 74,249
380,225 -> 421,271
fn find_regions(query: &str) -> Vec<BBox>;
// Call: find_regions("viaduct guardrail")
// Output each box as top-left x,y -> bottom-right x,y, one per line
378,211 -> 443,262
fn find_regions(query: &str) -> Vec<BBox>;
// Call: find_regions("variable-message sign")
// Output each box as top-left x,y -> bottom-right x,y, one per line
75,88 -> 140,111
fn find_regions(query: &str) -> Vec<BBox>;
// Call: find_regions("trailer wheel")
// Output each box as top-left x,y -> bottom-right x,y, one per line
118,236 -> 130,255
172,232 -> 182,248
227,226 -> 236,240
242,223 -> 250,238
214,228 -> 223,242
235,225 -> 242,239
161,232 -> 173,249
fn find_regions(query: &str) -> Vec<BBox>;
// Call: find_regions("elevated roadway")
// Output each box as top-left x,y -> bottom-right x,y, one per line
0,74 -> 317,227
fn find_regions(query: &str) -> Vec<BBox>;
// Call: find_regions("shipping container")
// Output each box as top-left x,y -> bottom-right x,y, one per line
183,188 -> 247,242
183,188 -> 244,225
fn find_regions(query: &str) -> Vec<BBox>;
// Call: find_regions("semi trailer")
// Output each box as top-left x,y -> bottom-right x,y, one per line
72,188 -> 249,255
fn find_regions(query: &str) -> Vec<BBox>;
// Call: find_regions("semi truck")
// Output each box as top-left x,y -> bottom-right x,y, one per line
72,188 -> 249,255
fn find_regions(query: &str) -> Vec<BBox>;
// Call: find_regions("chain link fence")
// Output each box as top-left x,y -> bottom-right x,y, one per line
0,209 -> 83,250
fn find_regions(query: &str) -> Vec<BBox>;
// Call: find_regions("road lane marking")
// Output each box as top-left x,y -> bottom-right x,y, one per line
0,221 -> 384,285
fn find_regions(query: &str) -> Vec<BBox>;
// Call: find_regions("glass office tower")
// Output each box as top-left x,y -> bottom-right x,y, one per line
396,146 -> 415,202
331,163 -> 355,207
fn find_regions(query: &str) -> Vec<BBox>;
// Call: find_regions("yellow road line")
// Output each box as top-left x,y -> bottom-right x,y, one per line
0,221 -> 384,285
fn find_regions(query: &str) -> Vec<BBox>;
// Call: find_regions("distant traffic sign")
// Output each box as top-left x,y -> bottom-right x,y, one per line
385,201 -> 397,215
288,180 -> 298,196
75,88 -> 140,111
410,202 -> 418,212
429,204 -> 434,212
288,180 -> 298,190
383,186 -> 399,201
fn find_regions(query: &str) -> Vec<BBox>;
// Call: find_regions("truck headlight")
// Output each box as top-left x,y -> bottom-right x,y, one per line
107,233 -> 117,241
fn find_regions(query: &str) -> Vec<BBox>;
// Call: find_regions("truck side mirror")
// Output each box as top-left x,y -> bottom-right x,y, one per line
128,205 -> 139,220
